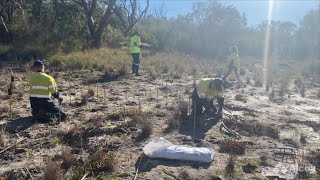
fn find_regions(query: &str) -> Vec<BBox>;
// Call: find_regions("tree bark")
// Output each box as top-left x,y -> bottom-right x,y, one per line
91,0 -> 116,48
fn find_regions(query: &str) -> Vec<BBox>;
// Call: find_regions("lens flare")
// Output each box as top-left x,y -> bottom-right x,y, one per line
263,0 -> 274,87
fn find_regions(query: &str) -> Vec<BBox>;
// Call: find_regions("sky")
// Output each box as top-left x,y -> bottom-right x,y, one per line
148,0 -> 320,26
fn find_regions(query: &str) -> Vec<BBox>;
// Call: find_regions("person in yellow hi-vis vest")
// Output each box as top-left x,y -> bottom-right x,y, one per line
129,31 -> 142,76
29,60 -> 67,122
191,78 -> 224,118
223,45 -> 242,85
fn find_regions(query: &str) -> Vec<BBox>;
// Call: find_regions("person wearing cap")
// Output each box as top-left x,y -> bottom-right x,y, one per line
29,60 -> 67,122
223,45 -> 242,86
129,31 -> 142,76
191,78 -> 224,118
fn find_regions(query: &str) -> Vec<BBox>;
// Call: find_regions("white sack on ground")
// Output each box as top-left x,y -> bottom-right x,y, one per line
143,137 -> 215,163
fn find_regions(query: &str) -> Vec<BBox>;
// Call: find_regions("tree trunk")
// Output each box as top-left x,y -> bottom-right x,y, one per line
90,0 -> 116,48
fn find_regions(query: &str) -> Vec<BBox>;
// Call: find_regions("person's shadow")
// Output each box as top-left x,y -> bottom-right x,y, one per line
4,116 -> 34,133
178,115 -> 221,140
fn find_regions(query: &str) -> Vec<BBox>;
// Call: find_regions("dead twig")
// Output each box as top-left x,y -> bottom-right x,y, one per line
0,138 -> 25,154
220,122 -> 241,138
25,167 -> 34,180
80,171 -> 90,180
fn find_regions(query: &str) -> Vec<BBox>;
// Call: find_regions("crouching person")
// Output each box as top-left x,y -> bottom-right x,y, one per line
29,60 -> 67,123
192,78 -> 224,118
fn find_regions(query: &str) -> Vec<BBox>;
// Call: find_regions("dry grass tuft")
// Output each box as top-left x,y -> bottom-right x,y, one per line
260,155 -> 268,166
224,118 -> 279,139
166,110 -> 181,131
0,129 -> 5,147
43,161 -> 63,180
178,101 -> 189,119
60,148 -> 77,171
246,76 -> 250,85
85,150 -> 117,174
0,104 -> 9,115
279,78 -> 290,99
300,134 -> 307,144
87,89 -> 95,97
307,150 -> 320,169
166,101 -> 189,132
137,119 -> 153,140
225,155 -> 236,177
79,93 -> 88,106
219,139 -> 246,155
178,168 -> 193,180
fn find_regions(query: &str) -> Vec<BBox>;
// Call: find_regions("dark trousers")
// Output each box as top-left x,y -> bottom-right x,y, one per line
30,97 -> 67,122
191,88 -> 224,116
131,53 -> 140,75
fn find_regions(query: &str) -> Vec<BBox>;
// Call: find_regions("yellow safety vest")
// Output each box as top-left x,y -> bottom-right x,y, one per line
29,72 -> 57,98
196,78 -> 223,98
129,35 -> 141,54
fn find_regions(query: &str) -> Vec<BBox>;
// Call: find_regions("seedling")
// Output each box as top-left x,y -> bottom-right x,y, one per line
219,139 -> 246,155
225,155 -> 236,177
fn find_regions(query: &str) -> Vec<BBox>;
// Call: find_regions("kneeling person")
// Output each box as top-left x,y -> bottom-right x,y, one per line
192,78 -> 224,117
29,60 -> 67,122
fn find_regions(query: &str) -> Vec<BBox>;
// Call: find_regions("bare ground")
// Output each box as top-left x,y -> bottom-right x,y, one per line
0,66 -> 319,180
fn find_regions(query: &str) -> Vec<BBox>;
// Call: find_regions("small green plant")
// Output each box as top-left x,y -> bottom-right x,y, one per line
219,139 -> 246,155
43,161 -> 63,180
225,155 -> 236,177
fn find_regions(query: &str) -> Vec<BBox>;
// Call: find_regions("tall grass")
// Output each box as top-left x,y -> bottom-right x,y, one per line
49,48 -> 131,71
48,48 -> 218,77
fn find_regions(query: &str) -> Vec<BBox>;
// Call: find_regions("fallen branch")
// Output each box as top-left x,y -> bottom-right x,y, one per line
220,122 -> 241,138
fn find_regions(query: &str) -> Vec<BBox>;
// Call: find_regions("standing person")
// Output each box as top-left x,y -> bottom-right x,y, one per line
223,45 -> 242,86
129,31 -> 142,76
191,78 -> 224,118
29,60 -> 67,122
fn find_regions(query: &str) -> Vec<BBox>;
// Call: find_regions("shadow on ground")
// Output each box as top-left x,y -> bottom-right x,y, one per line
135,155 -> 211,174
5,116 -> 34,133
178,115 -> 221,139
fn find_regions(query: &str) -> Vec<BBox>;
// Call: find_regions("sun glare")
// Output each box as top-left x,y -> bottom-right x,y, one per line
263,0 -> 275,87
